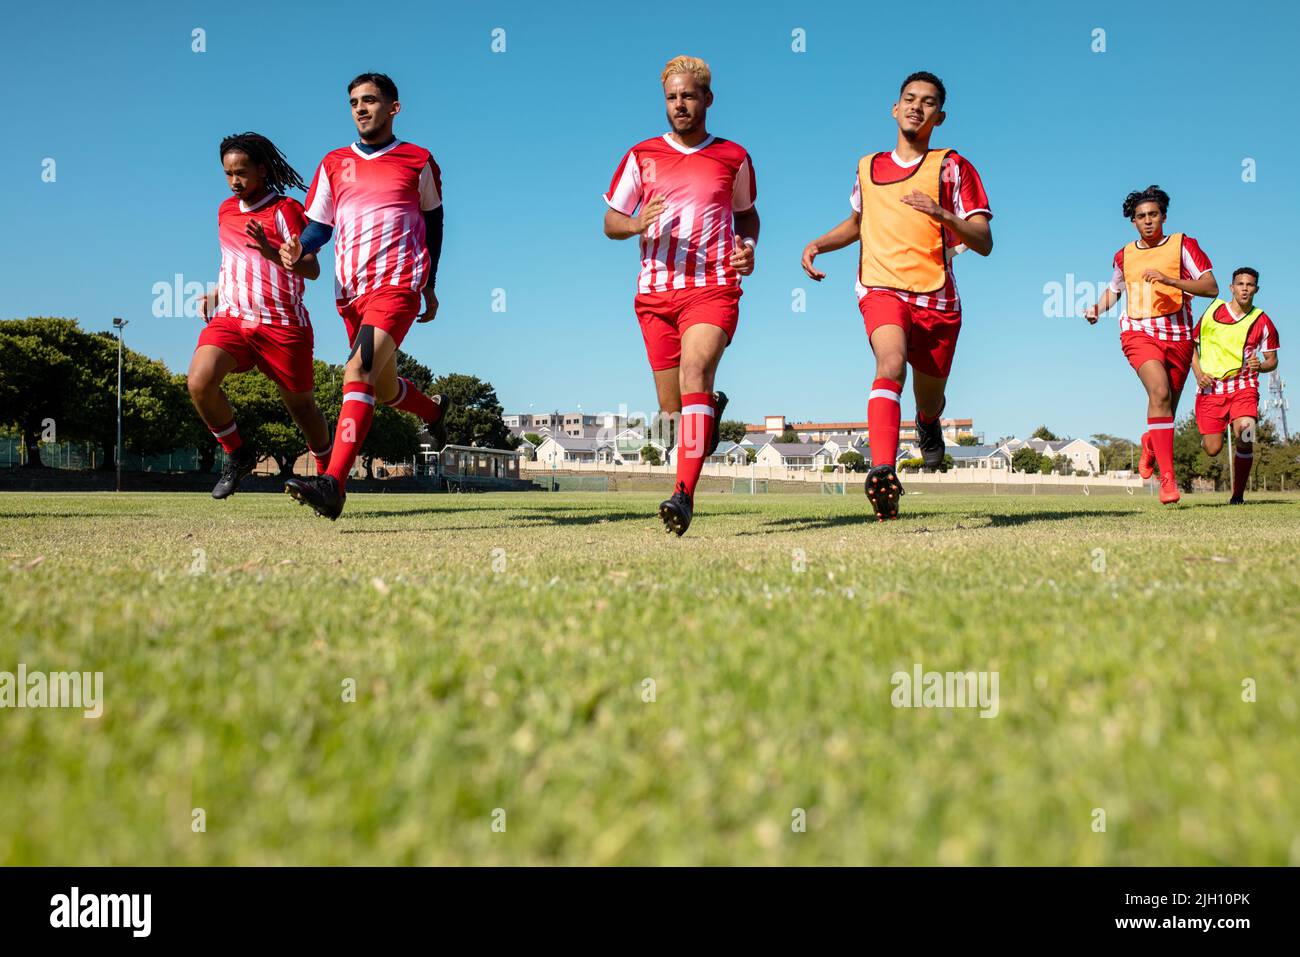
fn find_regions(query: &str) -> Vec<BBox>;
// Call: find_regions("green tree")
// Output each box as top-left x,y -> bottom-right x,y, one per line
1091,432 -> 1139,474
523,432 -> 543,447
1032,425 -> 1060,441
956,433 -> 979,446
1052,453 -> 1072,475
222,370 -> 310,477
427,372 -> 511,449
745,447 -> 757,464
641,444 -> 663,466
838,450 -> 866,473
718,419 -> 748,443
779,427 -> 799,443
1011,447 -> 1043,473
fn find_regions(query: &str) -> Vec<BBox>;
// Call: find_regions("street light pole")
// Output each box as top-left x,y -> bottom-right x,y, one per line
112,317 -> 128,492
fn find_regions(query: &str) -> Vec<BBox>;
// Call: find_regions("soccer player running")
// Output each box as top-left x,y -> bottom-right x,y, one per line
801,71 -> 992,522
602,55 -> 759,536
188,133 -> 332,499
1190,267 -> 1279,503
282,72 -> 449,520
1083,186 -> 1217,504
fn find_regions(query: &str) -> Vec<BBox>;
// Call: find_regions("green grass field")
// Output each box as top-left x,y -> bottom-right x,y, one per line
1,489 -> 1297,865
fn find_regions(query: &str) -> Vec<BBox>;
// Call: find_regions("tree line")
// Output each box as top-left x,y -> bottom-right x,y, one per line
0,317 -> 514,476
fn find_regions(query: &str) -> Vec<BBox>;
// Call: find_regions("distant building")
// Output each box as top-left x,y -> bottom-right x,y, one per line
534,434 -> 616,467
755,442 -> 821,470
747,413 -> 978,445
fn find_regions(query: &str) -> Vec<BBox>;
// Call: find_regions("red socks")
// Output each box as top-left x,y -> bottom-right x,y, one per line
1147,416 -> 1175,481
1233,449 -> 1253,497
210,419 -> 242,454
386,376 -> 441,424
868,378 -> 902,467
327,382 -> 376,491
310,442 -> 332,476
675,392 -> 713,500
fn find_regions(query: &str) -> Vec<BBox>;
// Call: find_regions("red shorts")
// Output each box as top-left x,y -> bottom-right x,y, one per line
1120,331 -> 1195,393
338,286 -> 423,351
1195,388 -> 1258,435
634,285 -> 741,372
858,290 -> 961,379
197,315 -> 315,394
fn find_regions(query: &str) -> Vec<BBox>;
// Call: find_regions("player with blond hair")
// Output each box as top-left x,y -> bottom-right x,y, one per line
602,55 -> 760,535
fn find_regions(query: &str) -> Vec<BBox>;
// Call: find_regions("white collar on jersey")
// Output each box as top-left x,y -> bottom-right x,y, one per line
889,150 -> 924,168
661,132 -> 716,155
350,139 -> 402,160
238,192 -> 279,213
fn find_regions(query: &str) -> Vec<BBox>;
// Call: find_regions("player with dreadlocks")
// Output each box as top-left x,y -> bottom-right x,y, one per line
188,132 -> 333,499
1083,185 -> 1218,504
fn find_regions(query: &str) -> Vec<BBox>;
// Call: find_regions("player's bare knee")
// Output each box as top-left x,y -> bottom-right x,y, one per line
187,371 -> 215,402
1202,435 -> 1222,457
875,356 -> 906,383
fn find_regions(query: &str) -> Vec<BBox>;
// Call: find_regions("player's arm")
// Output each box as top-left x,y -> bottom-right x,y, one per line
604,196 -> 665,240
1191,348 -> 1213,390
1250,350 -> 1278,374
899,190 -> 993,257
1084,287 -> 1121,324
729,207 -> 760,276
199,286 -> 219,322
1142,268 -> 1218,299
801,212 -> 860,281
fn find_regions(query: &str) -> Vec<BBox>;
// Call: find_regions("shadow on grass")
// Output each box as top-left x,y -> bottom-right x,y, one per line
735,508 -> 1141,534
0,511 -> 160,519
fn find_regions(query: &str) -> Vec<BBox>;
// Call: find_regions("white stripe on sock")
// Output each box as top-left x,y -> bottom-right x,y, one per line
1235,451 -> 1253,458
343,392 -> 376,406
1147,421 -> 1175,430
681,404 -> 715,417
211,422 -> 238,438
869,389 -> 902,403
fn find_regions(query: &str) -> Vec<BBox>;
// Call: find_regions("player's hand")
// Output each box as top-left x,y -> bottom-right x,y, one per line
417,287 -> 439,324
1246,355 -> 1261,373
729,237 -> 755,276
801,242 -> 826,281
900,190 -> 944,220
1142,268 -> 1171,285
1084,303 -> 1100,325
199,294 -> 213,323
636,195 -> 667,234
279,234 -> 303,269
1195,370 -> 1214,390
245,220 -> 279,262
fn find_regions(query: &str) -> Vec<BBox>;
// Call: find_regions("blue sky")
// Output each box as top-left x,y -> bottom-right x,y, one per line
3,0 -> 1296,441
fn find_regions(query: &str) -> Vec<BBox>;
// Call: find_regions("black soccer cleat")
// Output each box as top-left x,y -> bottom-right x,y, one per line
211,445 -> 257,500
1228,494 -> 1246,505
864,464 -> 904,522
915,400 -> 947,471
707,390 -> 729,457
659,485 -> 694,537
284,474 -> 346,521
421,394 -> 453,451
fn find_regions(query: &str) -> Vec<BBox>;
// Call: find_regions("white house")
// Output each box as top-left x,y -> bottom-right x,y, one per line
613,428 -> 666,464
534,434 -> 616,467
996,437 -> 1100,474
755,442 -> 821,470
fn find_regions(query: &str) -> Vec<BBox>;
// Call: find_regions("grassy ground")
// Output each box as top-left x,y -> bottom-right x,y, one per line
1,488 -> 1297,865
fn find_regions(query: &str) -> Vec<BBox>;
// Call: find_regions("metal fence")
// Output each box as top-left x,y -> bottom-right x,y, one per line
0,437 -> 206,472
536,474 -> 611,492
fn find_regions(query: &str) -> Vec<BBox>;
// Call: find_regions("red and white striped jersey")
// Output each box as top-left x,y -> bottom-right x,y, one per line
1193,303 -> 1281,394
850,150 -> 991,312
212,193 -> 310,326
1107,235 -> 1213,342
305,140 -> 442,302
604,134 -> 757,294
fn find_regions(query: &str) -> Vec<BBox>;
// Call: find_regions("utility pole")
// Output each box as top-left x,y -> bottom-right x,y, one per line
111,317 -> 128,492
1265,372 -> 1290,441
